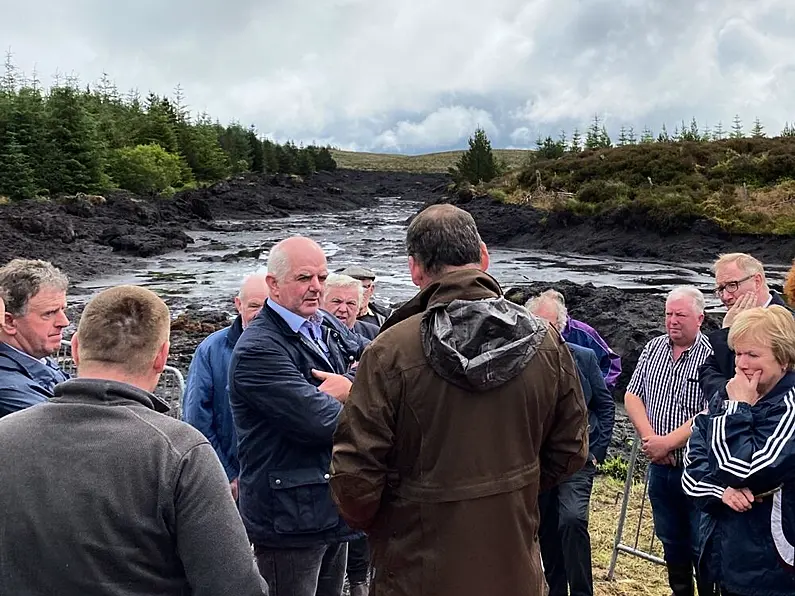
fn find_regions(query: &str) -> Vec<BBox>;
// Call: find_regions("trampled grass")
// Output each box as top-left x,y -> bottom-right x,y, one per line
330,149 -> 533,173
590,476 -> 669,596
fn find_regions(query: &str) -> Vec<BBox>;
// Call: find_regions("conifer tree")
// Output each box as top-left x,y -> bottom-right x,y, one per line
247,128 -> 264,173
731,115 -> 744,139
262,139 -> 279,173
569,128 -> 582,152
0,129 -> 38,199
313,146 -> 337,171
598,125 -> 611,148
782,122 -> 795,138
751,117 -> 765,138
640,126 -> 654,143
617,126 -> 628,146
627,126 -> 637,144
657,123 -> 670,143
713,121 -> 725,140
451,127 -> 500,184
585,114 -> 601,150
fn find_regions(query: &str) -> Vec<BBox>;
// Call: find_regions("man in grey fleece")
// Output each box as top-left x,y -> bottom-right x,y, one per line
0,285 -> 267,596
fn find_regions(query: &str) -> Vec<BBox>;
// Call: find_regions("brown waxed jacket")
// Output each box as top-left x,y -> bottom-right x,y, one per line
330,269 -> 588,596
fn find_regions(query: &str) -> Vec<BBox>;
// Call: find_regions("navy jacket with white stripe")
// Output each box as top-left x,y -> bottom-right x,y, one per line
683,371 -> 795,595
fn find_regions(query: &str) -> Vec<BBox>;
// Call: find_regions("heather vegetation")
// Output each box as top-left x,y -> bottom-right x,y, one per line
0,54 -> 336,201
466,115 -> 795,236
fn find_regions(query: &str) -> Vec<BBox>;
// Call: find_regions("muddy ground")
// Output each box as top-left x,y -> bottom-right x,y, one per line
0,170 -> 448,283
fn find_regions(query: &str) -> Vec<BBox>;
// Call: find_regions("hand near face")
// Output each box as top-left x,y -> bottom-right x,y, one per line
722,487 -> 755,512
723,292 -> 756,328
726,367 -> 761,405
311,369 -> 352,402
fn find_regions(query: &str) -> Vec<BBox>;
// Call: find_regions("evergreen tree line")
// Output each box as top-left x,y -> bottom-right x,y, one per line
0,57 -> 336,200
533,114 -> 795,159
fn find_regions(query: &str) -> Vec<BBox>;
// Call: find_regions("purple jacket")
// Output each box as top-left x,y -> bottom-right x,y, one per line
562,317 -> 621,391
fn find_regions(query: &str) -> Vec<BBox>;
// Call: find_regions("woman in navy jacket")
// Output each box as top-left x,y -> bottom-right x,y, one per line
683,305 -> 795,596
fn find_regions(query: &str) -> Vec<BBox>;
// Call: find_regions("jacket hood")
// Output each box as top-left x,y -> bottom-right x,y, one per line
421,295 -> 548,392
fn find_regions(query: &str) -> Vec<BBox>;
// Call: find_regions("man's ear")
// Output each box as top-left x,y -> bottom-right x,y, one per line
479,242 -> 490,271
153,341 -> 170,374
71,333 -> 80,367
1,309 -> 17,336
408,256 -> 424,288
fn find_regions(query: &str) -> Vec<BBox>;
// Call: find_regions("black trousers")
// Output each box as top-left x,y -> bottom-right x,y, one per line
345,536 -> 370,585
539,462 -> 597,596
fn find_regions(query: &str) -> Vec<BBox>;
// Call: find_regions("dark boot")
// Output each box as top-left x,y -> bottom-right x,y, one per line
350,583 -> 369,596
666,563 -> 694,596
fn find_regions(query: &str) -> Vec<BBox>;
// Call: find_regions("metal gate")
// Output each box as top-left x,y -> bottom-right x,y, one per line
607,436 -> 666,579
56,340 -> 185,419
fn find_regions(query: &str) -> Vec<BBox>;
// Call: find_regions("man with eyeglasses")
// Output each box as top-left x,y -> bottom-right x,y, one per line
698,252 -> 794,401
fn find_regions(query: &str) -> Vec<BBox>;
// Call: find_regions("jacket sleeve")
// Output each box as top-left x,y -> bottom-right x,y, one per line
175,443 -> 268,596
705,400 -> 795,487
698,353 -> 728,403
182,344 -> 223,458
539,343 -> 589,492
0,383 -> 50,417
330,345 -> 397,531
585,349 -> 615,463
231,341 -> 342,446
681,412 -> 726,511
606,350 -> 622,392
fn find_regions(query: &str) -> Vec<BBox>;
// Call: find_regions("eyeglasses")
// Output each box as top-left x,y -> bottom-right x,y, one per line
713,275 -> 754,296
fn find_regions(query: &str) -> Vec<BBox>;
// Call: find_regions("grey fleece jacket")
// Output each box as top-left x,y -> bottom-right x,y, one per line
0,378 -> 267,596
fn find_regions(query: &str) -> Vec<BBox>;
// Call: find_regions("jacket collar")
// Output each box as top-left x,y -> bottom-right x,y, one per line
0,341 -> 63,378
52,378 -> 171,413
226,315 -> 244,347
381,269 -> 502,333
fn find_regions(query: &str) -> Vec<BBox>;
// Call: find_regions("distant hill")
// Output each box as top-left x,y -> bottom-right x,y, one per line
330,149 -> 532,173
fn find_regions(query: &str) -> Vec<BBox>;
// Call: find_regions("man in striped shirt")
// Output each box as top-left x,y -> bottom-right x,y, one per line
625,286 -> 715,596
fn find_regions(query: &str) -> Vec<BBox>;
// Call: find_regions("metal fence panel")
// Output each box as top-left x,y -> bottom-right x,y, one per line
607,436 -> 666,580
56,340 -> 185,419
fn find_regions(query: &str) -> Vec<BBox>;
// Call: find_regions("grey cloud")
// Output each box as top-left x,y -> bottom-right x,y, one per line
1,0 -> 794,153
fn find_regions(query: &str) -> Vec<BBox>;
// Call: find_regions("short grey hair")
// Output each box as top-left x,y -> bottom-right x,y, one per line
0,259 -> 69,316
525,290 -> 568,329
267,243 -> 292,281
324,274 -> 363,304
238,271 -> 268,299
666,285 -> 705,314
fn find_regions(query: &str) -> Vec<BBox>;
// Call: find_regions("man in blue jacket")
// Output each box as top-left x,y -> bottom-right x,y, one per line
229,236 -> 369,596
0,259 -> 70,418
183,272 -> 269,499
528,294 -> 615,596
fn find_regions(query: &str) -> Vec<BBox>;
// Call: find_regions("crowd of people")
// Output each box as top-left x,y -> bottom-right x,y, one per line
0,204 -> 793,596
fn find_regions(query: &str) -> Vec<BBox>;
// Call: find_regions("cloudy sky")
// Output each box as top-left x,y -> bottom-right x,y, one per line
2,0 -> 794,153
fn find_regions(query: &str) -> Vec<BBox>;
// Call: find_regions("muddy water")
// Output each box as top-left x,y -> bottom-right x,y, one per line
73,198 -> 789,311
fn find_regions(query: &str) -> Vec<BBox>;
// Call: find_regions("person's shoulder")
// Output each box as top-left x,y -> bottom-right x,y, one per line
125,406 -> 211,455
194,325 -> 233,352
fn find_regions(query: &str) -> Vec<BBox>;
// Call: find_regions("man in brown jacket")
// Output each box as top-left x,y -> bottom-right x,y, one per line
330,204 -> 589,596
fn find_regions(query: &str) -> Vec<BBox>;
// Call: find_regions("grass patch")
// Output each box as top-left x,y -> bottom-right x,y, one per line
590,475 -> 669,596
330,149 -> 533,173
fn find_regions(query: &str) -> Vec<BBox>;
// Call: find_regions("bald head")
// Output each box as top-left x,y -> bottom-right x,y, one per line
406,204 -> 489,288
266,236 -> 328,318
235,273 -> 269,328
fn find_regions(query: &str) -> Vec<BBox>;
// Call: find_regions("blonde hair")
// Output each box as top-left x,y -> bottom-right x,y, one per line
713,253 -> 766,283
728,305 -> 795,369
76,285 -> 170,375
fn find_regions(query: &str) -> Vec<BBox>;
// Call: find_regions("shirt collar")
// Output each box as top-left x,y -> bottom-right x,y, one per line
1,341 -> 48,365
667,331 -> 706,354
763,293 -> 773,307
266,299 -> 323,333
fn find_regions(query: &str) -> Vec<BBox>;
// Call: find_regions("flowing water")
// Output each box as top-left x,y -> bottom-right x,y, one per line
74,198 -> 790,311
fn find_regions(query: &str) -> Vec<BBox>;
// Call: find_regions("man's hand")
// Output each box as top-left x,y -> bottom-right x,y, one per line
723,292 -> 756,328
311,369 -> 352,402
230,478 -> 239,501
726,367 -> 761,405
722,487 -> 755,512
642,434 -> 672,462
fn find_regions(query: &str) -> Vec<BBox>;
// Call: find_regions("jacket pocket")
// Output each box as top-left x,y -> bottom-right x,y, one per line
269,469 -> 339,534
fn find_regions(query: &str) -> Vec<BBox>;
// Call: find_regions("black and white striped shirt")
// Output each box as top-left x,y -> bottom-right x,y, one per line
627,332 -> 713,465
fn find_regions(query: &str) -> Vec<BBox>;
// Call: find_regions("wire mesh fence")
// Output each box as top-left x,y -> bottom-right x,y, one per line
56,340 -> 185,419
